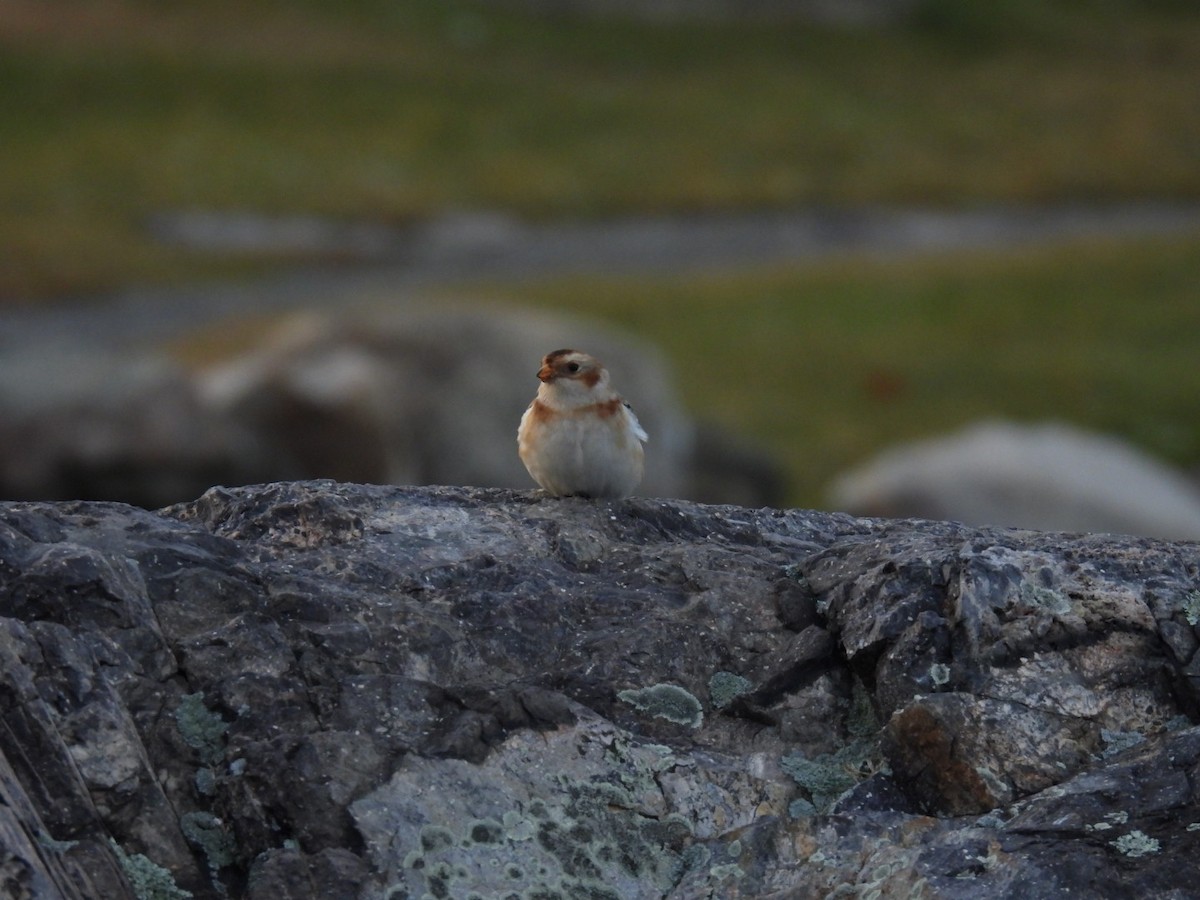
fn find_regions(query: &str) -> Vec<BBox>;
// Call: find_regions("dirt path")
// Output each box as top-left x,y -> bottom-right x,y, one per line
4,202 -> 1200,349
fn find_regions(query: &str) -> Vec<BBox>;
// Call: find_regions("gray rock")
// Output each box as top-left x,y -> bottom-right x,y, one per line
0,481 -> 1199,898
0,347 -> 265,508
829,419 -> 1200,541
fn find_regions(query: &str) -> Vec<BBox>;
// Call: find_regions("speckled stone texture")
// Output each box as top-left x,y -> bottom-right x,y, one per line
1,482 -> 1199,898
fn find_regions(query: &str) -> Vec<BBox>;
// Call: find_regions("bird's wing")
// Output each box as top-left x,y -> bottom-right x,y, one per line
624,403 -> 648,443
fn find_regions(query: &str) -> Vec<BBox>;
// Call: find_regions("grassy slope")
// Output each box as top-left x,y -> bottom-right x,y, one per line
3,0 -> 1200,299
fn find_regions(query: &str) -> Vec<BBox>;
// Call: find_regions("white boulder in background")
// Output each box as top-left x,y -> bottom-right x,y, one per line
829,420 -> 1200,540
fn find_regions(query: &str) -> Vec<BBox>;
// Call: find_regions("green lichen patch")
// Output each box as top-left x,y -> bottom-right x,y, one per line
194,767 -> 216,796
1183,592 -> 1200,627
782,749 -> 860,814
643,743 -> 679,773
617,684 -> 703,728
1084,810 -> 1131,834
845,678 -> 880,739
710,863 -> 745,881
785,680 -> 883,815
1018,583 -> 1072,616
180,810 -> 235,888
37,832 -> 78,854
1110,830 -> 1160,857
174,693 -> 229,766
109,839 -> 193,900
502,810 -> 536,841
708,672 -> 754,710
928,663 -> 951,688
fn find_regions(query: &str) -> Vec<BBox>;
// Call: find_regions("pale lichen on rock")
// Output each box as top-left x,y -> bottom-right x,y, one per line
618,683 -> 705,728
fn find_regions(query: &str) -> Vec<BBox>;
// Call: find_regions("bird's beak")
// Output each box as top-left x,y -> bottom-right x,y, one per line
537,364 -> 555,382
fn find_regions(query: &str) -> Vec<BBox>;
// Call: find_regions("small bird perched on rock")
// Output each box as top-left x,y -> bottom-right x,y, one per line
518,349 -> 647,499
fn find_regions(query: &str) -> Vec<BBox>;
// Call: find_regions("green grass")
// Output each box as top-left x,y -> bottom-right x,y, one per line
3,0 -> 1200,300
6,0 -> 1200,508
466,234 -> 1200,508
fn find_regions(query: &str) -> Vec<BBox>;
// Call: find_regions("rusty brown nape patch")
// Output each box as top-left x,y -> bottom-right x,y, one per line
527,399 -> 556,424
586,398 -> 622,418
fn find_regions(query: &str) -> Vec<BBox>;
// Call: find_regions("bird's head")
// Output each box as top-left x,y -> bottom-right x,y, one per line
537,349 -> 609,394
535,349 -> 617,409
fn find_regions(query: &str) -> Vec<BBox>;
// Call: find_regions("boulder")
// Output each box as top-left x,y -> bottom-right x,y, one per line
0,347 -> 263,508
830,419 -> 1200,541
1,481 -> 1198,898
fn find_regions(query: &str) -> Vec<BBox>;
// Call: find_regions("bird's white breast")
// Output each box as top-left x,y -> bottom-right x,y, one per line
518,402 -> 645,498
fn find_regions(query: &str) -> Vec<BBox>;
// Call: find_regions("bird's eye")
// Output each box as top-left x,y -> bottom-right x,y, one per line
566,362 -> 580,373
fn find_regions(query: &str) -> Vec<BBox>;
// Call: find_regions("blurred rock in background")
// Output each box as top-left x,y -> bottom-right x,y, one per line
198,307 -> 784,506
829,419 -> 1200,541
199,307 -> 696,496
0,308 -> 786,509
0,347 -> 263,509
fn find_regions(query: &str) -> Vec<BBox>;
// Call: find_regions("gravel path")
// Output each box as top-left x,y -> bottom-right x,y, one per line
4,202 -> 1200,350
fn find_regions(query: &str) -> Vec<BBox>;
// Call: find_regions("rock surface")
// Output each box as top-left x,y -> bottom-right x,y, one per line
1,481 -> 1199,898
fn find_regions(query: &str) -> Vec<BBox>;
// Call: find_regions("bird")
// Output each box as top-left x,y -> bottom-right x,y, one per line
517,349 -> 648,499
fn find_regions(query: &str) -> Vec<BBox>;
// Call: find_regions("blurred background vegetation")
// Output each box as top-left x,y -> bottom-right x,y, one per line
3,0 -> 1198,507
